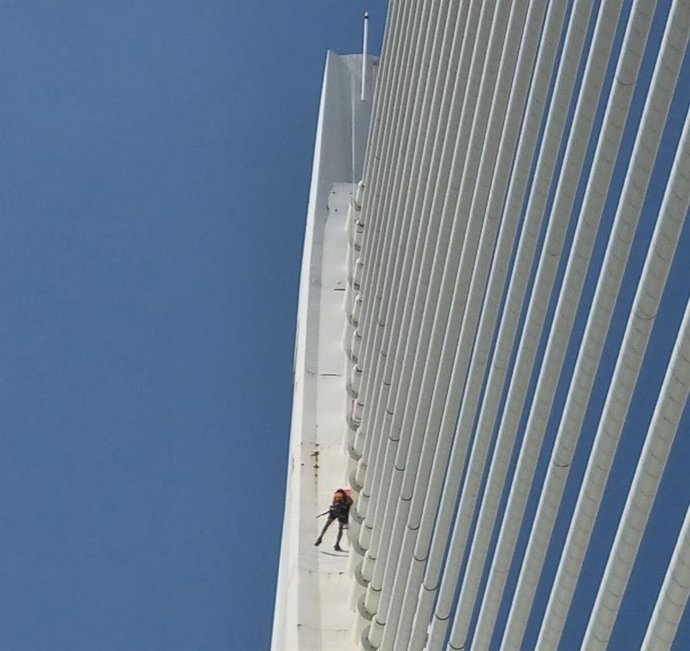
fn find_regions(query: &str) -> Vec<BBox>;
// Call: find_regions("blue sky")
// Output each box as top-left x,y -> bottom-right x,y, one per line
0,2 -> 385,649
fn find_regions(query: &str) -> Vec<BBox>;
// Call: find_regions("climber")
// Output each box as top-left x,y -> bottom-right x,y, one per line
314,488 -> 354,551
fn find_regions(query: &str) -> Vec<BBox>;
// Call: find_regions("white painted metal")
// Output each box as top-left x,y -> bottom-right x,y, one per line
422,0 -> 605,645
357,1 -> 453,568
471,0 -> 657,646
362,12 -> 369,102
355,0 -> 475,500
375,0 -> 546,646
536,75 -> 690,649
356,0 -> 492,593
361,2 -> 492,630
501,3 -> 690,646
355,1 -> 432,524
445,0 -> 629,645
366,0 -> 533,642
353,0 -> 472,495
582,156 -> 690,645
407,0 -> 599,641
394,0 -> 573,645
642,500 -> 690,650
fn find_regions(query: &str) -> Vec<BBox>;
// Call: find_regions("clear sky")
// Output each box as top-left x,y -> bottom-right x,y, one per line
0,2 -> 385,650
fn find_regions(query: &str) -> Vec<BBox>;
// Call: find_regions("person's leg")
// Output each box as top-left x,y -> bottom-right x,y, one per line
315,516 -> 334,545
334,521 -> 344,551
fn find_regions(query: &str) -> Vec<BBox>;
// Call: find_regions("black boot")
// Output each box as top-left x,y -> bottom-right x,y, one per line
314,537 -> 322,546
334,544 -> 343,552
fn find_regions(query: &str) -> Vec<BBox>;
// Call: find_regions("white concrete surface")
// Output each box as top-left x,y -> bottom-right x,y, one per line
272,52 -> 376,651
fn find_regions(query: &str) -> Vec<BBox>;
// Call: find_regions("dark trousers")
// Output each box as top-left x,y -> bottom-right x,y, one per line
318,515 -> 346,546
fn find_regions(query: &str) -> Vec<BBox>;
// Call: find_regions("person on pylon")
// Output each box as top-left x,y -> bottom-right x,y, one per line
314,488 -> 354,551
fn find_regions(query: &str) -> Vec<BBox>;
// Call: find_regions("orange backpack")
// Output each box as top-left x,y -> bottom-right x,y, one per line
332,489 -> 353,505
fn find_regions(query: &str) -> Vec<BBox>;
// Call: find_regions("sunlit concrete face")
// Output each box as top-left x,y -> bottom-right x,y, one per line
271,52 -> 376,651
275,2 -> 690,650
